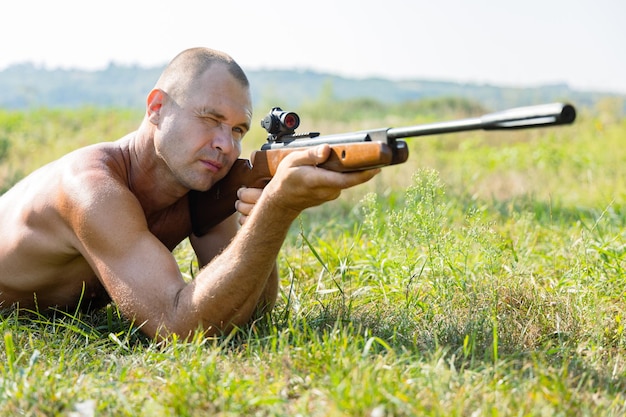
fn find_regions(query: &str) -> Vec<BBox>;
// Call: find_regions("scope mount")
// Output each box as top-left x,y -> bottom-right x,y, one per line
261,107 -> 320,143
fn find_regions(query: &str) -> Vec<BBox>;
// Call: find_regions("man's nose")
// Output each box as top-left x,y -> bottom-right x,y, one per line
212,124 -> 234,153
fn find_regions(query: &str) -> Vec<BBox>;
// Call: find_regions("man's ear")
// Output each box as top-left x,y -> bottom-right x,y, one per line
147,89 -> 164,124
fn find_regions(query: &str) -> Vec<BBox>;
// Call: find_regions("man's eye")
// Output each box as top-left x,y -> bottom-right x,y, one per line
232,128 -> 245,141
204,117 -> 220,127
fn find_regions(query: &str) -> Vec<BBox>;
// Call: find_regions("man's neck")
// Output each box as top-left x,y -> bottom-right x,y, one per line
121,129 -> 189,215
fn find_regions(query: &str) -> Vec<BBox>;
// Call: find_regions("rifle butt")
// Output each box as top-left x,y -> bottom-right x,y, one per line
189,159 -> 271,236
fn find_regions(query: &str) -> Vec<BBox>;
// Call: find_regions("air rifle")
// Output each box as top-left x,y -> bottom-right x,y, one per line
189,102 -> 576,236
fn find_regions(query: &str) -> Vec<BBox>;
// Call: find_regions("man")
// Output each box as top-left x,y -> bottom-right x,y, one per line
0,47 -> 379,340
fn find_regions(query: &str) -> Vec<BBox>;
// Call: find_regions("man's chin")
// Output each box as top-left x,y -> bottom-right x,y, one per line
192,181 -> 218,193
187,171 -> 227,192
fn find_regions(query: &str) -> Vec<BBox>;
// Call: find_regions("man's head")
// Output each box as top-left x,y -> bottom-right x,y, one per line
155,47 -> 250,104
146,47 -> 253,193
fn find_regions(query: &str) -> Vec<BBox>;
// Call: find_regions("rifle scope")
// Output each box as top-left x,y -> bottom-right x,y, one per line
260,107 -> 300,138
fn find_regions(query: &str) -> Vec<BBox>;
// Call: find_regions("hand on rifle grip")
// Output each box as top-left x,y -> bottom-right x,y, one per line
235,187 -> 264,226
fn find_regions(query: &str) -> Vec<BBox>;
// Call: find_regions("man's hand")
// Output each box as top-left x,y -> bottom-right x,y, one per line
235,187 -> 262,225
260,144 -> 380,218
235,144 -> 380,225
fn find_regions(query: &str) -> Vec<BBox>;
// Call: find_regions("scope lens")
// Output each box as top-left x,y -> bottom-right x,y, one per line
283,113 -> 299,129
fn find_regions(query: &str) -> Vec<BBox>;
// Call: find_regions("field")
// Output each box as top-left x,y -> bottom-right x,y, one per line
0,98 -> 625,416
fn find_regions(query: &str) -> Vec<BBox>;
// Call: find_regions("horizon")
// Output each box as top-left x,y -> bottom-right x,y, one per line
3,0 -> 625,95
0,61 -> 616,96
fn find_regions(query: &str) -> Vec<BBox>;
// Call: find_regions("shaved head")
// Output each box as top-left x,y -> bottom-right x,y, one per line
155,47 -> 249,103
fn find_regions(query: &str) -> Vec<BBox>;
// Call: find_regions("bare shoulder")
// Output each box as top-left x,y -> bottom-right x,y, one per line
7,140 -> 145,253
0,141 -> 134,225
0,140 -> 141,302
30,142 -> 137,222
62,141 -> 131,192
56,142 -> 145,235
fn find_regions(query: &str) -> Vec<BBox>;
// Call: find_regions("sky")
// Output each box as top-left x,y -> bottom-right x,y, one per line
2,0 -> 624,94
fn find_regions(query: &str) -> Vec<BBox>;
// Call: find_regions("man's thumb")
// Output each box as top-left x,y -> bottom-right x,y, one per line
310,144 -> 331,164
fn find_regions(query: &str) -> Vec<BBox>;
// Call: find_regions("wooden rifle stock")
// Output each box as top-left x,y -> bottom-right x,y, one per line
189,102 -> 575,236
189,141 -> 402,236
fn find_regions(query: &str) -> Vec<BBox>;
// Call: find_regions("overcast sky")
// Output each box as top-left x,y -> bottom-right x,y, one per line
2,0 -> 624,93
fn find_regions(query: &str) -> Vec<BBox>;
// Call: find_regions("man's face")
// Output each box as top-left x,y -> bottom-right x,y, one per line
154,64 -> 253,192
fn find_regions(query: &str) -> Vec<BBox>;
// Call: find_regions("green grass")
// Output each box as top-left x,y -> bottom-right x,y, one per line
1,103 -> 625,416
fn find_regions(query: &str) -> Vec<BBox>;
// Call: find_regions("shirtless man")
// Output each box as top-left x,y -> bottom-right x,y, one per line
0,47 -> 379,340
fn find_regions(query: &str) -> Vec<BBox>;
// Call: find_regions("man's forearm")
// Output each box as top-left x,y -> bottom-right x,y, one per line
174,198 -> 295,337
252,262 -> 279,318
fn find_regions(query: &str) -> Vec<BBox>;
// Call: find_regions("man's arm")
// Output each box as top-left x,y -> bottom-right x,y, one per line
231,186 -> 280,314
190,210 -> 279,319
70,145 -> 378,340
190,213 -> 239,268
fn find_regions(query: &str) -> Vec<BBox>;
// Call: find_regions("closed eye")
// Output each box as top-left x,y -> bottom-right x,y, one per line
201,116 -> 221,127
196,108 -> 249,141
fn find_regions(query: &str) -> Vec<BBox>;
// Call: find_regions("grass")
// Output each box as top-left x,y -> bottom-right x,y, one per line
1,103 -> 625,415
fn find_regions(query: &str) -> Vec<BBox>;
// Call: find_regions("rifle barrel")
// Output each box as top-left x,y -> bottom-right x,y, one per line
387,102 -> 576,140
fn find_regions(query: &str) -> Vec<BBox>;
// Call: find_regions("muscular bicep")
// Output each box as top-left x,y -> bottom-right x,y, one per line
67,181 -> 187,336
190,213 -> 239,267
95,234 -> 186,330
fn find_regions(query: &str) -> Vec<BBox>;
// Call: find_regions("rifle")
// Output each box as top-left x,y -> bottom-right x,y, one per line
189,102 -> 576,236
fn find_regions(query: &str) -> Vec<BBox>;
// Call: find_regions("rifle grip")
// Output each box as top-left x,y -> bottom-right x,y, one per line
189,158 -> 272,236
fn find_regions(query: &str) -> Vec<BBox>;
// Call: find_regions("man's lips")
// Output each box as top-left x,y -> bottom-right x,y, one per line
199,159 -> 223,173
